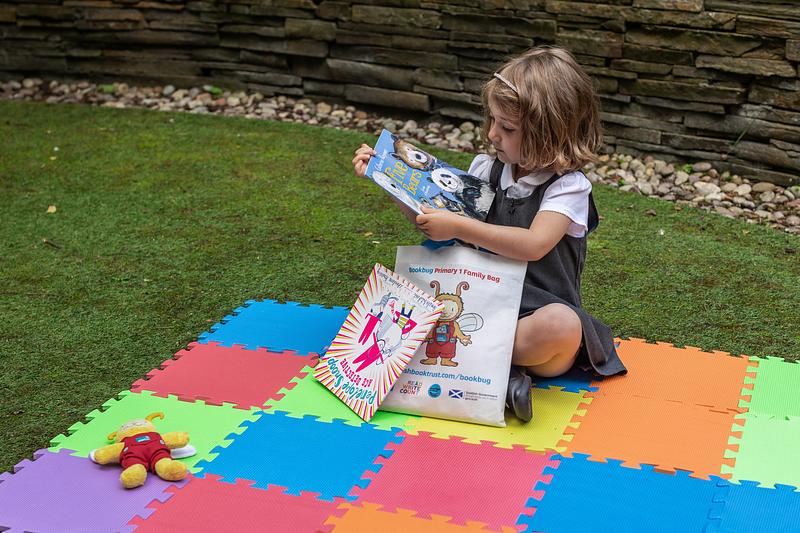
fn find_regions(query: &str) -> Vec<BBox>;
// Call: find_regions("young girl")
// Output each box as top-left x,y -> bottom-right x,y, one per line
352,46 -> 626,422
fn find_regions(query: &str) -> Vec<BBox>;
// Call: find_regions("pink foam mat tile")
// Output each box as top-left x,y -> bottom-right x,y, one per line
0,448 -> 183,533
350,431 -> 556,531
129,474 -> 346,532
131,341 -> 317,409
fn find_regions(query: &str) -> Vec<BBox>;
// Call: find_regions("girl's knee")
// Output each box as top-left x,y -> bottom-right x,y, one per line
537,304 -> 582,344
514,304 -> 581,351
512,305 -> 582,369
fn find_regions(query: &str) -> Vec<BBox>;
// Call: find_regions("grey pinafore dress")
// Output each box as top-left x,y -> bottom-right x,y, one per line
485,159 -> 626,376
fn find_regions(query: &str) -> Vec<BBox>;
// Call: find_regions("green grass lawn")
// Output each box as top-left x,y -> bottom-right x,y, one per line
1,100 -> 798,473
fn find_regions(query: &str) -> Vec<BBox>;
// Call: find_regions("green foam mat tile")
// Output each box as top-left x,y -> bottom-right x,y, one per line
48,390 -> 260,471
264,367 -> 418,431
740,356 -> 800,417
723,413 -> 800,488
402,387 -> 587,452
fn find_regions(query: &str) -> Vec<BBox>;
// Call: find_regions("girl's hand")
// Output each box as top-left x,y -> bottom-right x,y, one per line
416,206 -> 464,241
352,144 -> 376,178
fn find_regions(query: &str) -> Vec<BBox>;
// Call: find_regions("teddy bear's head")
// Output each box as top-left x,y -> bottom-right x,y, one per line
107,412 -> 164,443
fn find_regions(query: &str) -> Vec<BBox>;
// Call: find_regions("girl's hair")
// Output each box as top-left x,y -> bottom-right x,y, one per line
480,46 -> 602,174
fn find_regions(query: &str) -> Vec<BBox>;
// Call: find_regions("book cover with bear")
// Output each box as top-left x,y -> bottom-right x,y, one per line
314,264 -> 443,421
365,129 -> 495,220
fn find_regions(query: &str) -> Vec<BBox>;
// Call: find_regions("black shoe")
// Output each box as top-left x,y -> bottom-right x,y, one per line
506,365 -> 533,422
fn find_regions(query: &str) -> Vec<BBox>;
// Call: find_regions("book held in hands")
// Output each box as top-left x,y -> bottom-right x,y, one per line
365,129 -> 495,220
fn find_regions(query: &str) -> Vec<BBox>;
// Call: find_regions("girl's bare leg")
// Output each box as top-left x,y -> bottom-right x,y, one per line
511,303 -> 582,378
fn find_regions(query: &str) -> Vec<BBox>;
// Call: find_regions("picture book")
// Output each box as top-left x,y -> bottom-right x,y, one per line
314,264 -> 443,422
365,129 -> 495,220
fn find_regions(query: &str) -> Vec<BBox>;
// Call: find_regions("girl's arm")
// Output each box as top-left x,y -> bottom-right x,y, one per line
416,207 -> 572,262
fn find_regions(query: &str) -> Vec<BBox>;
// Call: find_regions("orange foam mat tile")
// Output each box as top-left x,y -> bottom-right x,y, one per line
562,392 -> 742,479
597,338 -> 755,410
325,502 -> 517,533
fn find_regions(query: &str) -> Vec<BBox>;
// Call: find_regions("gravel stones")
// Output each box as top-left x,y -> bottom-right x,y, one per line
693,182 -> 721,196
752,181 -> 776,193
590,153 -> 799,234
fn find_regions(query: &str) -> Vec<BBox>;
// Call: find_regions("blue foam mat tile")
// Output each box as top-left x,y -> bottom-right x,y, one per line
707,479 -> 800,533
518,454 -> 720,533
193,411 -> 404,501
197,299 -> 350,355
532,365 -> 599,393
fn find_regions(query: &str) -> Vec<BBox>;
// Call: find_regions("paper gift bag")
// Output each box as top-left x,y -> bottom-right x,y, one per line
383,244 -> 526,426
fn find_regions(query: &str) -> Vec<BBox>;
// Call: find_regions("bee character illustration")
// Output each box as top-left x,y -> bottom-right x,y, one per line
421,281 -> 483,367
392,137 -> 436,172
429,167 -> 494,219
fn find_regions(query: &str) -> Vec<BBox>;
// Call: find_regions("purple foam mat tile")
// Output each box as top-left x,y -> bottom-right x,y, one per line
0,448 -> 184,533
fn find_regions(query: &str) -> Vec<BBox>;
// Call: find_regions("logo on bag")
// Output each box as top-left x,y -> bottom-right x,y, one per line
448,389 -> 463,399
428,383 -> 442,398
399,380 -> 422,395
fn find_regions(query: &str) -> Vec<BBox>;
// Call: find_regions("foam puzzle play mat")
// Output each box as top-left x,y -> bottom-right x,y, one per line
2,299 -> 798,532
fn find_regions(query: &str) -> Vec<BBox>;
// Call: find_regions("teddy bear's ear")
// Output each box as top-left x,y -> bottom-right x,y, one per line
107,431 -> 117,441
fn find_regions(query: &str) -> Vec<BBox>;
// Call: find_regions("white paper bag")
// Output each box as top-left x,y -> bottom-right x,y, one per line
382,244 -> 527,426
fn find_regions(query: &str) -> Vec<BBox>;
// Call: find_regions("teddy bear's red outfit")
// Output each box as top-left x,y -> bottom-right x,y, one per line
120,432 -> 171,471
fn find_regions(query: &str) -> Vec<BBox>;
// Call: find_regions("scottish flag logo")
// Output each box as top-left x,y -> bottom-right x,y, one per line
449,389 -> 463,399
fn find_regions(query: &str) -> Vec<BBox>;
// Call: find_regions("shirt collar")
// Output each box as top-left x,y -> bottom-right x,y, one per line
500,165 -> 553,199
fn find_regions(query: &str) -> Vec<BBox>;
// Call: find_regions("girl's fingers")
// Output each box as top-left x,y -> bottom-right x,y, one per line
352,145 -> 375,177
352,154 -> 369,167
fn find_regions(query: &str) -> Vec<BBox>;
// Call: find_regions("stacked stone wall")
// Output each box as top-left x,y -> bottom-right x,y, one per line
1,0 -> 798,184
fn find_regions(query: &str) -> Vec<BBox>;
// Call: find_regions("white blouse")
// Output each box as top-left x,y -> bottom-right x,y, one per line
468,154 -> 591,238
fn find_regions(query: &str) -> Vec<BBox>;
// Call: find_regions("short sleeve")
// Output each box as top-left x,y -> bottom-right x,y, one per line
538,171 -> 592,238
467,154 -> 495,182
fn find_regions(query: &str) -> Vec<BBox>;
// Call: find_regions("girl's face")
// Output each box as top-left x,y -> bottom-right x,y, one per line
487,98 -> 524,170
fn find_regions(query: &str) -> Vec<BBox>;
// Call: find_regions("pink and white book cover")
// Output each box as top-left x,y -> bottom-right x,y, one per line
314,264 -> 443,421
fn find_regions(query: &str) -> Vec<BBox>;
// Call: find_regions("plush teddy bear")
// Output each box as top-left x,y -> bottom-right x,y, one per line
90,412 -> 190,489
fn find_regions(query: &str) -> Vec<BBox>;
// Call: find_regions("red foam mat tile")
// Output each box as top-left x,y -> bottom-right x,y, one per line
131,342 -> 316,409
351,432 -> 555,530
128,474 -> 342,532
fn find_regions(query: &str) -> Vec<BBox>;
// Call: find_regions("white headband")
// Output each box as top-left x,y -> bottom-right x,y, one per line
493,72 -> 518,94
